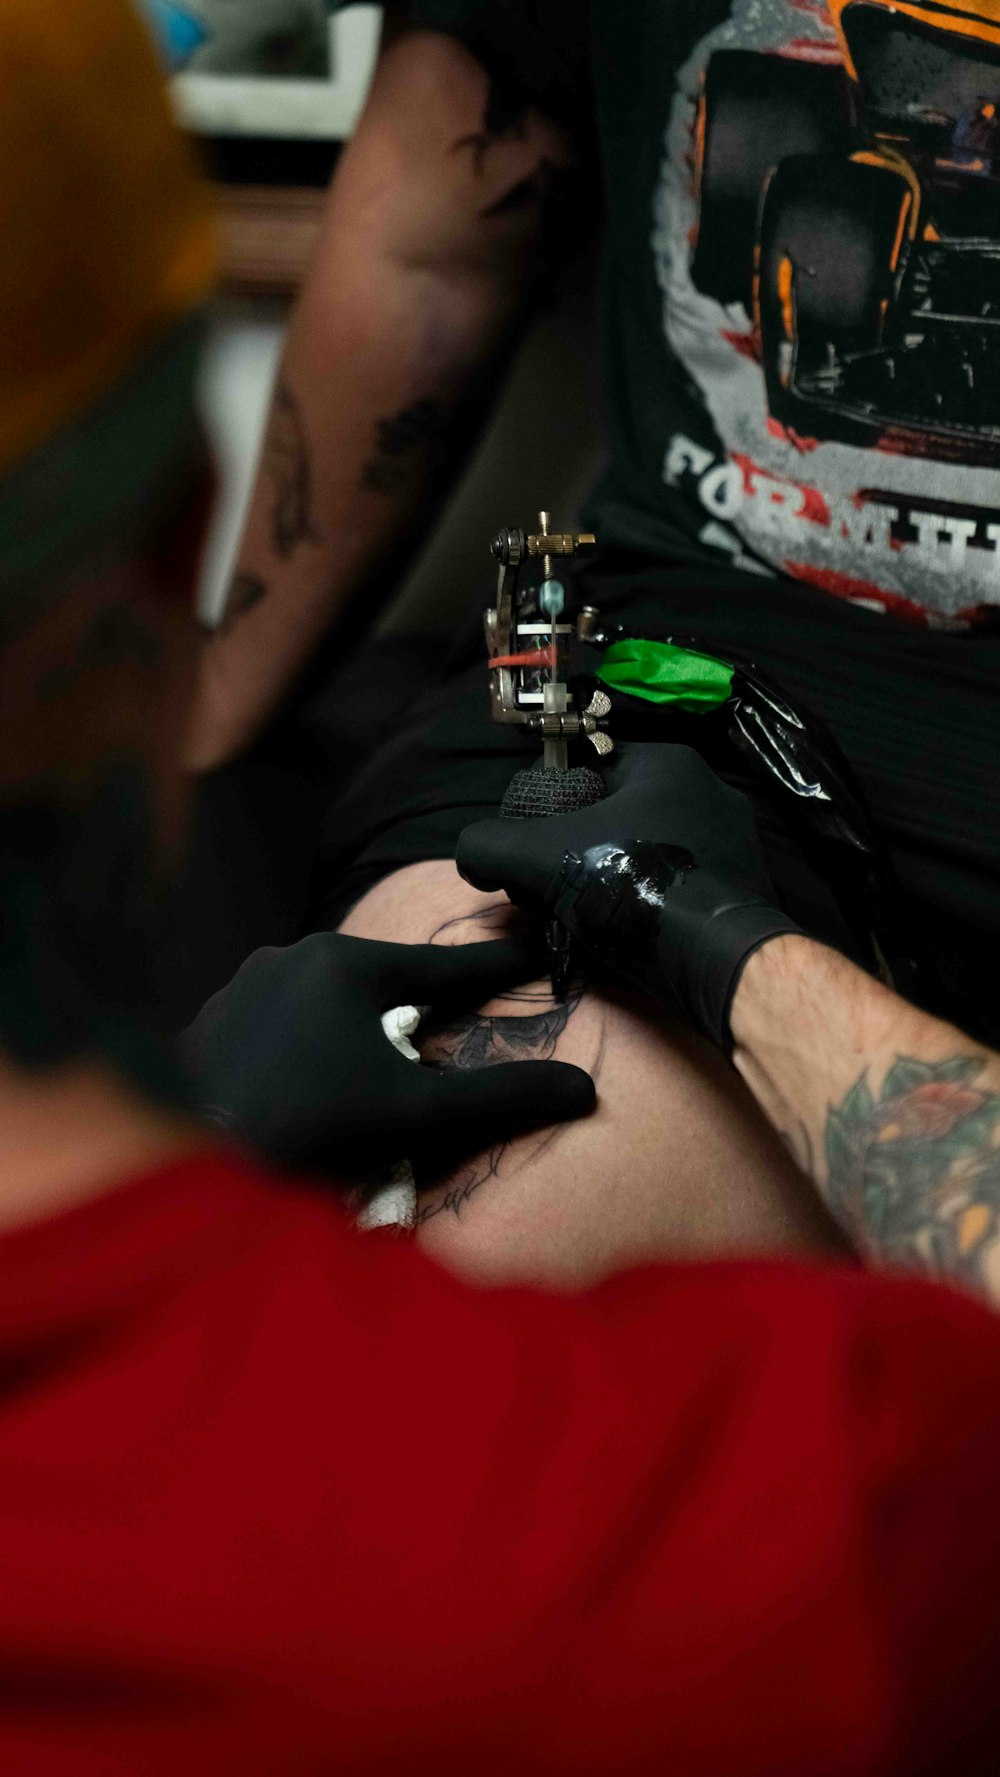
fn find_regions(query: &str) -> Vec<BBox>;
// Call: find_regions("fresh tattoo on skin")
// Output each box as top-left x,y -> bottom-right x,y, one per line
421,983 -> 580,1072
416,985 -> 582,1224
264,377 -> 320,559
825,1053 -> 1000,1290
360,398 -> 450,496
415,904 -> 603,1223
216,571 -> 268,637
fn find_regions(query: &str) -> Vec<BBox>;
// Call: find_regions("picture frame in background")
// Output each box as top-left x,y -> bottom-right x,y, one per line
171,4 -> 383,292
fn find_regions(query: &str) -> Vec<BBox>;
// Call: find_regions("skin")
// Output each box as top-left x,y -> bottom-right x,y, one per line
340,861 -> 847,1287
188,23 -> 578,770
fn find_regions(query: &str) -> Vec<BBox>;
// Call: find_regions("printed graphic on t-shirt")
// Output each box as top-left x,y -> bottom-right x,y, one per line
653,0 -> 1000,621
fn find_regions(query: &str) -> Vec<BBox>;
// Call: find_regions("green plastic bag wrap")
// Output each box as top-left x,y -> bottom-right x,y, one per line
595,638 -> 734,712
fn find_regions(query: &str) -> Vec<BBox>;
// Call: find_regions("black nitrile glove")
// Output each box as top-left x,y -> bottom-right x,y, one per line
457,745 -> 800,1053
181,931 -> 595,1173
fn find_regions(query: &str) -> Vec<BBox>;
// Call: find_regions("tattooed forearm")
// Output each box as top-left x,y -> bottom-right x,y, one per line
451,75 -> 581,233
216,571 -> 267,638
264,378 -> 320,558
825,1053 -> 1000,1291
360,399 -> 450,496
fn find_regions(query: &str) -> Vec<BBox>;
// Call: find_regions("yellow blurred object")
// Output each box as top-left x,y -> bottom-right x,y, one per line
0,0 -> 217,480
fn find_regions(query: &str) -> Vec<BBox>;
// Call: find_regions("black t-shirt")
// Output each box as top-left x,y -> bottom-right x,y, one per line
343,2 -> 1000,628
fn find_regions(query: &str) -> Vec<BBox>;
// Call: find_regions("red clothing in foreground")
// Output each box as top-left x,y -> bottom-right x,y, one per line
0,1152 -> 997,1775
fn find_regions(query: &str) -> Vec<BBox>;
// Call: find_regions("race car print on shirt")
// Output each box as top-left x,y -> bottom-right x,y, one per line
655,1 -> 1000,623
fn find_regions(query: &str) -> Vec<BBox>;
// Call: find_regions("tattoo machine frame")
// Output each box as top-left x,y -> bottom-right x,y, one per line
485,512 -> 614,997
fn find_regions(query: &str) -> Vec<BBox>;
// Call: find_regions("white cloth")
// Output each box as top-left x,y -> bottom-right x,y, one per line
354,1006 -> 423,1233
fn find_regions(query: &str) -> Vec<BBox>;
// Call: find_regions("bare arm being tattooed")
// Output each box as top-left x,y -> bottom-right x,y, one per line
188,22 -> 583,772
731,935 -> 1000,1303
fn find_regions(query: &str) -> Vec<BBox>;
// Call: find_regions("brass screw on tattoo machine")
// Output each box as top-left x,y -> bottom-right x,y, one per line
485,511 -> 614,999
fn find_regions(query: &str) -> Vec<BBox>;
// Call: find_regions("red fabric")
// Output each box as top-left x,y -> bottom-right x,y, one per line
0,1151 -> 997,1775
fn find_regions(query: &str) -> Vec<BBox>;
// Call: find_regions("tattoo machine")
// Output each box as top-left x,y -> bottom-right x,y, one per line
484,519 -> 909,1000
485,511 -> 614,998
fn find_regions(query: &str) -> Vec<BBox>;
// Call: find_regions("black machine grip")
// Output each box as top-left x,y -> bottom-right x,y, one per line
500,764 -> 607,821
499,765 -> 607,1000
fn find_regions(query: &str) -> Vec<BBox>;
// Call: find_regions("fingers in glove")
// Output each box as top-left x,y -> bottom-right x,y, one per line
322,1057 -> 595,1182
375,934 -> 551,1012
455,819 -> 546,900
425,1058 -> 596,1149
455,824 -> 570,914
607,741 -> 701,792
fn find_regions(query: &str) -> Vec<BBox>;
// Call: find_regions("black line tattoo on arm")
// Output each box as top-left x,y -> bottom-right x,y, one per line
825,1053 -> 1000,1291
360,399 -> 450,496
264,378 -> 321,558
216,571 -> 268,637
451,95 -> 581,225
359,110 -> 580,504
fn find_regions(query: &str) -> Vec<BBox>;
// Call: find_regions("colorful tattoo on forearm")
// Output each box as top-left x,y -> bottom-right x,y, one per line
825,1054 -> 1000,1289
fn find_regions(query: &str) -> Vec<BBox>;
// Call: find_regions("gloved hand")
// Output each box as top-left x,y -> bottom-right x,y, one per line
181,930 -> 595,1173
457,745 -> 800,1053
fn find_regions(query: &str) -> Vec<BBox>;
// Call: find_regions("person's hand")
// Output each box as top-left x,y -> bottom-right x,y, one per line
456,745 -> 799,1052
180,931 -> 595,1173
